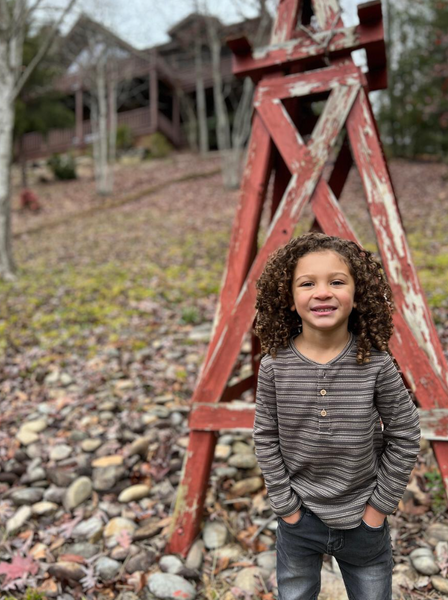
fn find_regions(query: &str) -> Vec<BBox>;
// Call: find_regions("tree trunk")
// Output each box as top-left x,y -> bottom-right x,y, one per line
179,89 -> 198,151
95,53 -> 111,196
207,20 -> 233,187
195,38 -> 209,155
0,37 -> 17,279
108,76 -> 117,192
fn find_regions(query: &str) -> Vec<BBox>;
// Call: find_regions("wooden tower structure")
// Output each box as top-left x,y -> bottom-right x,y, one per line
168,0 -> 448,556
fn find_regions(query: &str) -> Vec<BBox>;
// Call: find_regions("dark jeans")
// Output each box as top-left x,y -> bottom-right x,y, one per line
276,507 -> 393,600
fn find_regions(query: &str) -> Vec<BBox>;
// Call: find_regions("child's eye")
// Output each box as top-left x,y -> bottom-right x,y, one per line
299,282 -> 314,287
331,280 -> 345,286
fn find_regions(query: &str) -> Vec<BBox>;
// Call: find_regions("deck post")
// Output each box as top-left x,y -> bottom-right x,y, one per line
75,87 -> 84,146
150,50 -> 159,133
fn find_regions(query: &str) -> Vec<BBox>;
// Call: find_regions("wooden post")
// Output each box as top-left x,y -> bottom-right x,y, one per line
150,50 -> 158,133
75,87 -> 84,146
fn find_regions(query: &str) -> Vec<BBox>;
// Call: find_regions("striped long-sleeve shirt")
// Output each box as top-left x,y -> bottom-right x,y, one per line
253,334 -> 420,529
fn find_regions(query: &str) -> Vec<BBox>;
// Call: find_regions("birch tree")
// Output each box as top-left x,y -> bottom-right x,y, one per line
202,0 -> 271,188
0,0 -> 76,280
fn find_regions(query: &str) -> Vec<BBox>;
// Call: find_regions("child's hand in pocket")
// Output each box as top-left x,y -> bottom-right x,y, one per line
282,510 -> 301,524
362,504 -> 385,527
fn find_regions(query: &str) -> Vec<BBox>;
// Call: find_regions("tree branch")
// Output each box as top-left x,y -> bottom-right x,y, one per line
12,0 -> 77,101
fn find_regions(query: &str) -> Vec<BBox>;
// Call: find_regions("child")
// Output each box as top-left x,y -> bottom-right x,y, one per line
253,232 -> 420,600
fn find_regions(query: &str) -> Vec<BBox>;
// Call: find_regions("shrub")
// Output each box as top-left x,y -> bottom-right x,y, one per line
138,132 -> 173,159
47,153 -> 77,180
116,124 -> 134,151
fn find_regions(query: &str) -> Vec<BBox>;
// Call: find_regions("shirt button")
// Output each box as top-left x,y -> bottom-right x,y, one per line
320,409 -> 327,417
320,389 -> 327,396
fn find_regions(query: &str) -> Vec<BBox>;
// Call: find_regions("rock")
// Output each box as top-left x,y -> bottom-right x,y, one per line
431,575 -> 448,594
10,487 -> 44,505
50,444 -> 73,461
45,370 -> 60,385
64,476 -> 93,510
48,561 -> 85,582
232,441 -> 253,455
26,443 -> 43,459
142,414 -> 158,426
63,542 -> 101,559
230,476 -> 264,495
93,465 -> 126,491
118,484 -> 151,503
21,419 -> 47,433
133,519 -> 162,541
392,563 -> 418,592
148,573 -> 196,600
81,439 -> 102,452
203,522 -> 228,549
228,453 -> 258,469
72,517 -> 104,542
98,400 -> 117,411
214,445 -> 232,460
25,466 -> 46,483
92,455 -> 124,468
6,505 -> 32,534
32,501 -> 59,516
60,373 -> 74,386
99,410 -> 114,422
234,567 -> 264,593
410,548 -> 440,575
48,468 -> 76,488
214,467 -> 238,479
160,555 -> 184,574
185,540 -> 204,570
125,549 -> 156,573
150,406 -> 170,419
96,556 -> 121,581
44,485 -> 66,504
427,523 -> 448,545
104,517 -> 137,547
256,551 -> 276,579
16,430 -> 39,446
214,544 -> 244,561
128,437 -> 151,457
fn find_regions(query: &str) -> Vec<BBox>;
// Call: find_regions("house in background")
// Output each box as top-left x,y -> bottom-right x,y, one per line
20,13 -> 267,161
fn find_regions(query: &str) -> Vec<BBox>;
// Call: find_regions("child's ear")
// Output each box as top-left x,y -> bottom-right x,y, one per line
291,305 -> 296,312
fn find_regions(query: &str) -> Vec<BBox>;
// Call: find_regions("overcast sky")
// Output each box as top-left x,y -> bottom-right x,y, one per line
51,0 -> 361,50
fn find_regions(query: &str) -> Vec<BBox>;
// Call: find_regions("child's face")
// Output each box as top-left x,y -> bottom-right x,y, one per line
291,250 -> 355,336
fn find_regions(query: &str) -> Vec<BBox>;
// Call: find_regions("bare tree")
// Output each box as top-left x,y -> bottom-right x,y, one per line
0,0 -> 76,280
202,0 -> 271,188
66,23 -> 137,196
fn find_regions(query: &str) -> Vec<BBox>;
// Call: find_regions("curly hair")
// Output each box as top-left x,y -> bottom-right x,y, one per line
254,233 -> 394,365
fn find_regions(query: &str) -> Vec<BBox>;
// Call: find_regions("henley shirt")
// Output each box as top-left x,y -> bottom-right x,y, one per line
253,334 -> 421,529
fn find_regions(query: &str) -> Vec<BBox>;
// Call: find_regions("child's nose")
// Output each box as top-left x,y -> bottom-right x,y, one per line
313,285 -> 332,298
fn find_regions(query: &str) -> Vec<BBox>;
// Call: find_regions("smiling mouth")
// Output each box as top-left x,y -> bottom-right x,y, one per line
311,307 -> 337,313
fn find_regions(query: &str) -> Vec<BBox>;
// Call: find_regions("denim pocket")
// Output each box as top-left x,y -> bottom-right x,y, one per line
361,519 -> 386,532
280,510 -> 305,528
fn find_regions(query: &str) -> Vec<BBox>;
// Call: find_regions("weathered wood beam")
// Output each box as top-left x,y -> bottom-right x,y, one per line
189,402 -> 255,431
232,21 -> 384,80
346,88 -> 448,391
254,62 -> 361,104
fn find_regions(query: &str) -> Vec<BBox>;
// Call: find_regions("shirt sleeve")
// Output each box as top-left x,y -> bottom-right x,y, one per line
368,354 -> 421,515
253,357 -> 302,518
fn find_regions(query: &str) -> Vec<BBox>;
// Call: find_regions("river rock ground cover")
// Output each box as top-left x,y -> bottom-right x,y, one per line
0,152 -> 448,599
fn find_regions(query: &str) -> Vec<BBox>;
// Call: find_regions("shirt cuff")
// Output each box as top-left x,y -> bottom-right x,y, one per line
274,494 -> 302,518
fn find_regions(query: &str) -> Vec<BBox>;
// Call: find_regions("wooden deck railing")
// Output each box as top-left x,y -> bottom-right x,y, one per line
19,106 -> 178,161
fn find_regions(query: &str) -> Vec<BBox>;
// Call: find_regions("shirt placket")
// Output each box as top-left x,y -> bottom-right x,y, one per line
318,367 -> 331,433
